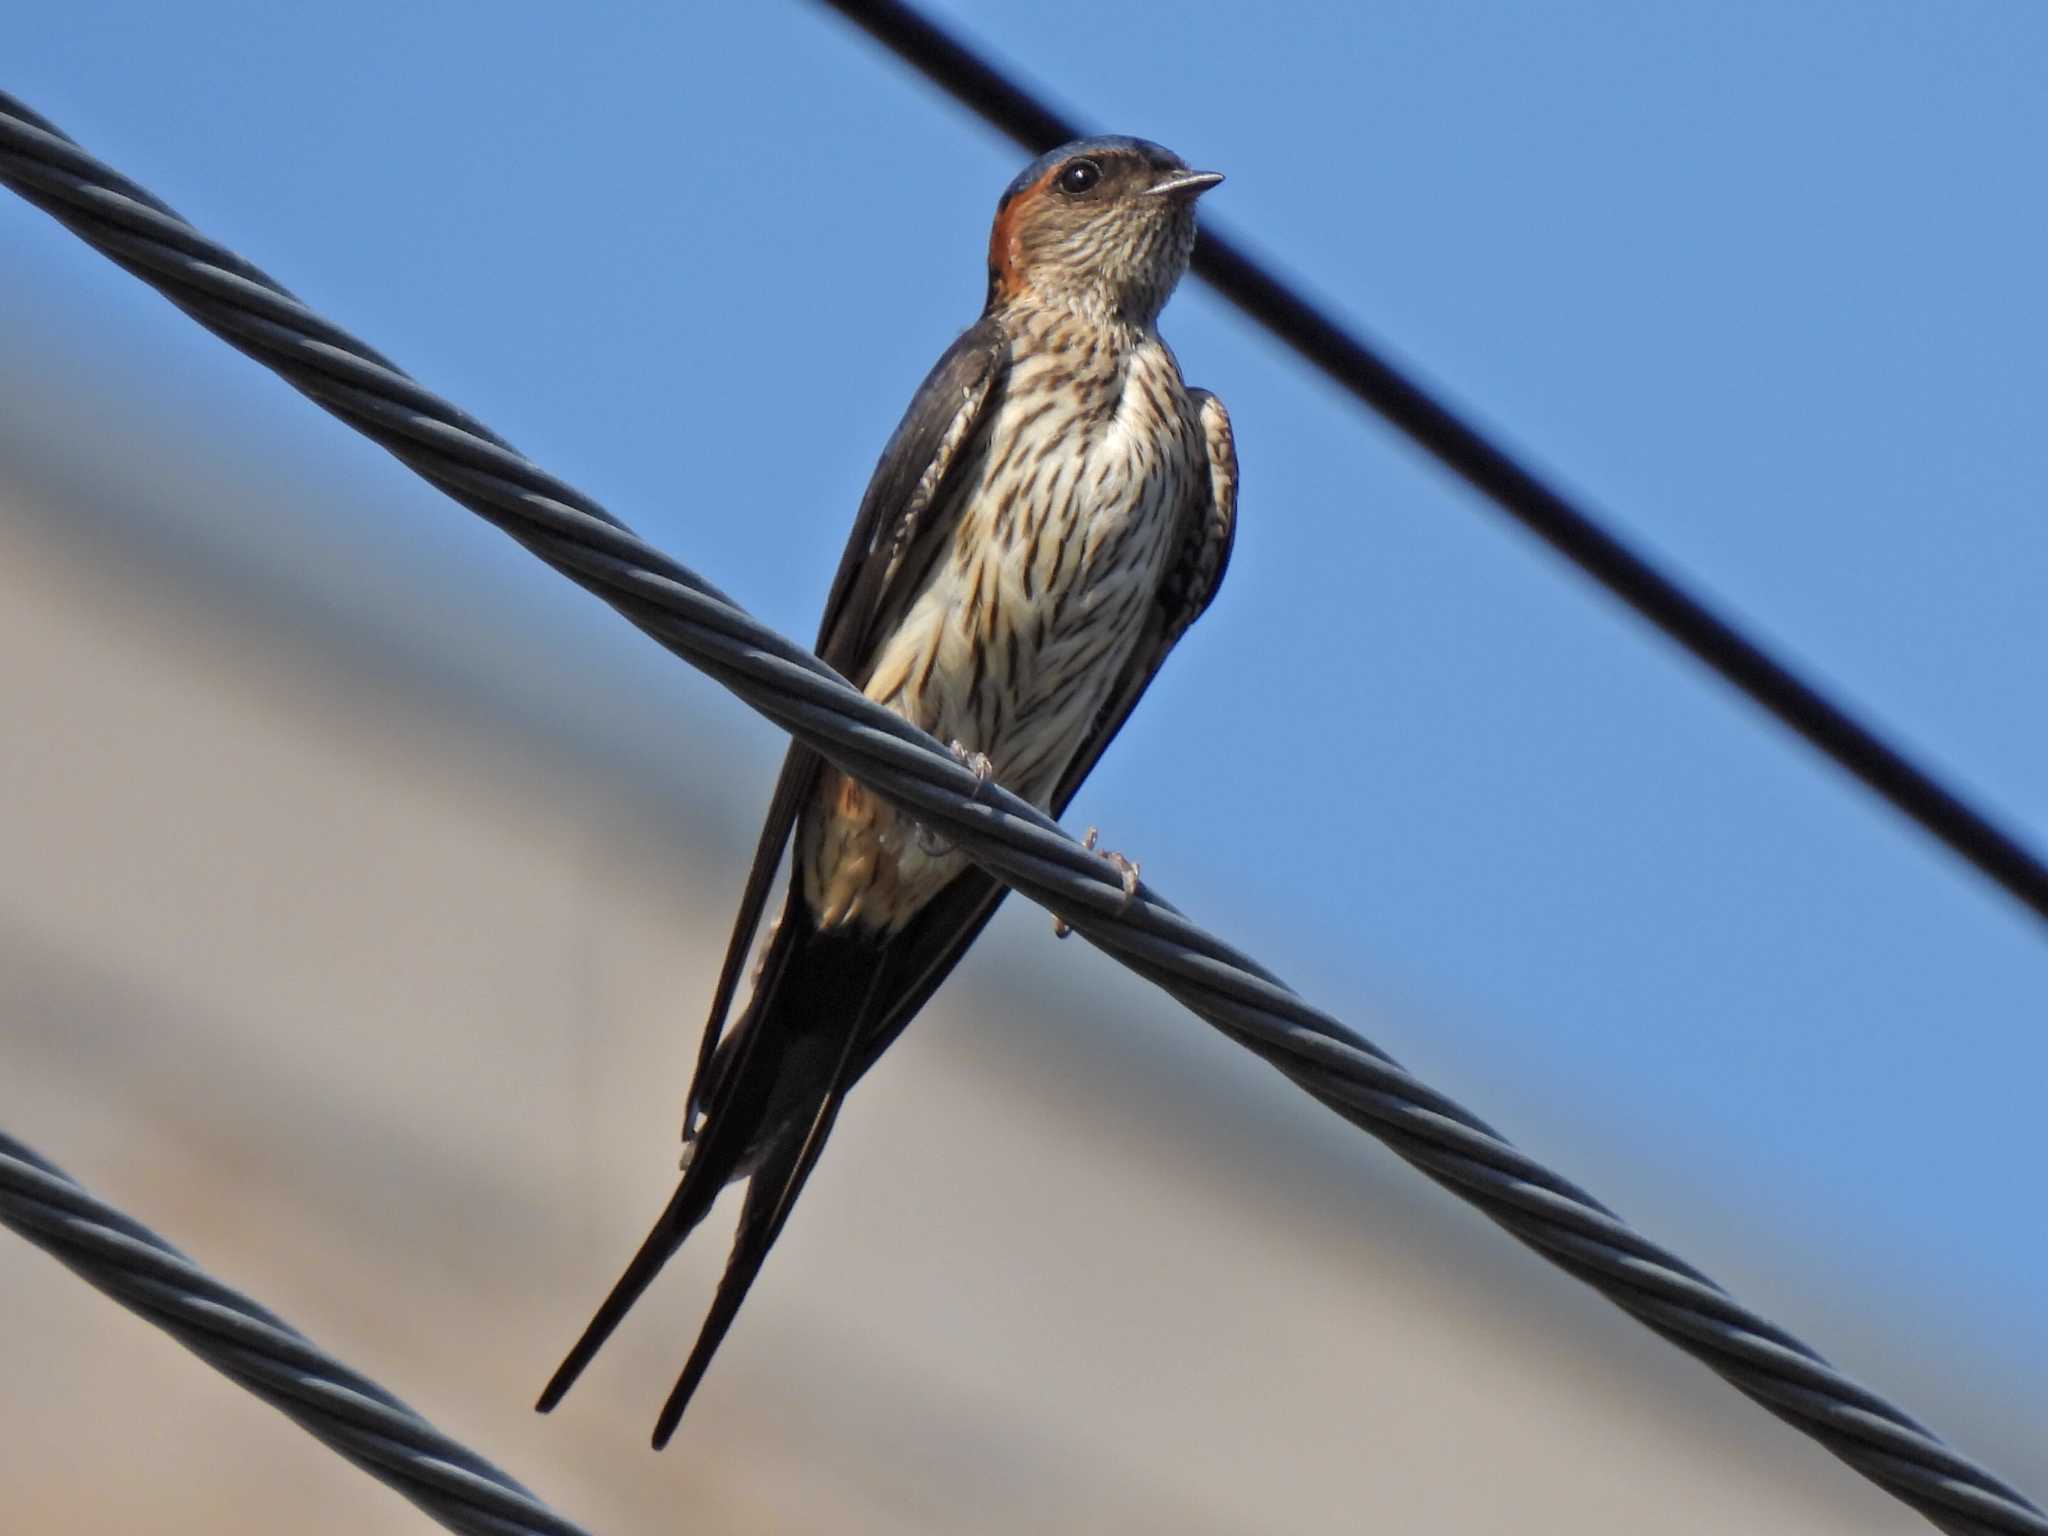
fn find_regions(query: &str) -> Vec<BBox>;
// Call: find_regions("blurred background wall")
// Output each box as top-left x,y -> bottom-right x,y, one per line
0,365 -> 1945,1534
4,4 -> 2044,1532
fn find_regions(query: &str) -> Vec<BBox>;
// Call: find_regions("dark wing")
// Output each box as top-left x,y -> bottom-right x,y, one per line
541,379 -> 1236,1439
681,318 -> 1010,1130
541,322 -> 1011,1429
843,386 -> 1240,1083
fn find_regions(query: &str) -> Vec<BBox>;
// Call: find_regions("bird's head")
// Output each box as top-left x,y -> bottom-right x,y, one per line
985,136 -> 1221,327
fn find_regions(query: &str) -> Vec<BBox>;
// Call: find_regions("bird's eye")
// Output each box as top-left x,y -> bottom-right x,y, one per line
1056,159 -> 1102,196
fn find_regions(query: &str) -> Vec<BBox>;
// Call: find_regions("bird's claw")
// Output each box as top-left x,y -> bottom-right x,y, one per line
949,739 -> 995,792
1052,827 -> 1141,938
916,742 -> 994,855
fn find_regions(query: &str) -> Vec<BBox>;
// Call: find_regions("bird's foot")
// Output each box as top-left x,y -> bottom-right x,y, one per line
1052,827 -> 1141,938
917,740 -> 994,855
949,739 -> 995,792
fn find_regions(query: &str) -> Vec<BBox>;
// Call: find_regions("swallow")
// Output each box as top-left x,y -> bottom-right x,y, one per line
538,134 -> 1236,1447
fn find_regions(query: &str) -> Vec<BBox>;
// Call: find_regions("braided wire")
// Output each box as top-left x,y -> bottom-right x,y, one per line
0,90 -> 2039,1536
811,0 -> 2048,929
0,1132 -> 596,1536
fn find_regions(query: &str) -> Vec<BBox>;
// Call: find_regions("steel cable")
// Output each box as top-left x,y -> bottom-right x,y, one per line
0,90 -> 2039,1536
0,1132 -> 597,1536
811,0 -> 2048,929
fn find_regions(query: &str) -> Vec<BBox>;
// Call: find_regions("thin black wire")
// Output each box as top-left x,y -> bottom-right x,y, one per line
0,1132 -> 596,1536
0,91 -> 2039,1536
810,0 -> 2048,930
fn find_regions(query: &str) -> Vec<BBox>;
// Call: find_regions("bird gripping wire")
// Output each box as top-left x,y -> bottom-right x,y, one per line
0,80 -> 2040,1536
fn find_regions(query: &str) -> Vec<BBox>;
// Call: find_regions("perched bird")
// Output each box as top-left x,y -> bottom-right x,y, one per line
537,135 -> 1237,1447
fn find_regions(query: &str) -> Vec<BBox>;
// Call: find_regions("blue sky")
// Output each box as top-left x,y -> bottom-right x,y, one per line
8,0 -> 2044,1479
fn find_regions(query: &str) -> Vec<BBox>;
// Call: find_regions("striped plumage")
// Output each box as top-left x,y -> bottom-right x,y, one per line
539,136 -> 1237,1446
806,300 -> 1210,930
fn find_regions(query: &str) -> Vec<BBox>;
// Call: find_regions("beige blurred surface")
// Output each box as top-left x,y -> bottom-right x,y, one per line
0,463 -> 1940,1534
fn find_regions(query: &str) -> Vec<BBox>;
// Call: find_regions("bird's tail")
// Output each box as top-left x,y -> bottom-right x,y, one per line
536,892 -> 888,1441
533,1161 -> 724,1417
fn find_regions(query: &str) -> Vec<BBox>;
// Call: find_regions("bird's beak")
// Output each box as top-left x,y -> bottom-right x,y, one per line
1145,170 -> 1224,201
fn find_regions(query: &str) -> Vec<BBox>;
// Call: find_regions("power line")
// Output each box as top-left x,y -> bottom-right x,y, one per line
0,90 -> 2037,1533
812,0 -> 2048,929
0,1131 -> 597,1536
